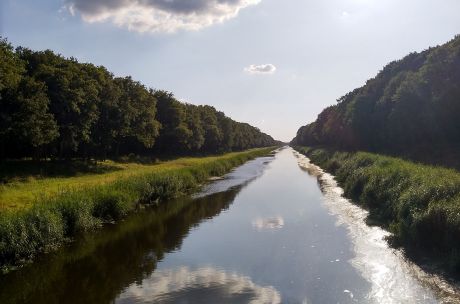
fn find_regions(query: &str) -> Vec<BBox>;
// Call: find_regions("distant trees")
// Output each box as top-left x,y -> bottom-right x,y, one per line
0,38 -> 276,160
292,35 -> 460,167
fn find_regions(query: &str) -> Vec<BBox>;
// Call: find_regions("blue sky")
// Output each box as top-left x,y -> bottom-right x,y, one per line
2,0 -> 460,141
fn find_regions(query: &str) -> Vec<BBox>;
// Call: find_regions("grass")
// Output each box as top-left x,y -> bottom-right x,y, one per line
0,152 -> 268,210
295,146 -> 460,275
0,189 -> 242,303
0,148 -> 274,271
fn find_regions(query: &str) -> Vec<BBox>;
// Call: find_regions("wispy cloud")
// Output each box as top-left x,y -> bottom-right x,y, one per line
65,0 -> 262,33
244,64 -> 277,75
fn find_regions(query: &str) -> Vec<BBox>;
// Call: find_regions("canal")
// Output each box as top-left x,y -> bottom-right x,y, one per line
0,147 -> 456,303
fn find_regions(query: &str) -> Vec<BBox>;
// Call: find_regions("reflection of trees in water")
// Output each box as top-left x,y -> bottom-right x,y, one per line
0,187 -> 244,304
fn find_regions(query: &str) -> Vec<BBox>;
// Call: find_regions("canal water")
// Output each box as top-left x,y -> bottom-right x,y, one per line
0,147 -> 457,303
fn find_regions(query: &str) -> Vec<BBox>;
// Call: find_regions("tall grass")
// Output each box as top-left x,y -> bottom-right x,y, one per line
295,146 -> 460,275
0,151 -> 273,210
0,148 -> 274,271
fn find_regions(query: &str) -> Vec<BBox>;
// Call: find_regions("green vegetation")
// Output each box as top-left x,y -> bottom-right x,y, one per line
0,147 -> 274,272
295,146 -> 460,275
0,153 -> 263,210
0,37 -> 277,160
0,188 -> 241,303
292,35 -> 460,274
292,35 -> 460,168
0,36 -> 278,272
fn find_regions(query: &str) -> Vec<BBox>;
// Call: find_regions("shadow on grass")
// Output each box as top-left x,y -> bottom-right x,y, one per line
0,160 -> 123,184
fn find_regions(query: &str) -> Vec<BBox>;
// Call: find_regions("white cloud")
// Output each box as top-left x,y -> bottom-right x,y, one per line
244,64 -> 277,75
65,0 -> 262,33
252,216 -> 284,230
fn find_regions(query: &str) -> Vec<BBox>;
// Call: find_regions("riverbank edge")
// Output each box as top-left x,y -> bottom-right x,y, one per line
293,146 -> 460,277
0,147 -> 276,273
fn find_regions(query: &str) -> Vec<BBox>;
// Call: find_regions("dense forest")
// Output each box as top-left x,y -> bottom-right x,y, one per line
292,35 -> 460,167
0,38 -> 277,160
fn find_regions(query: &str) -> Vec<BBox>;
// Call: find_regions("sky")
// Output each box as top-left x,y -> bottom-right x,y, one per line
1,0 -> 460,142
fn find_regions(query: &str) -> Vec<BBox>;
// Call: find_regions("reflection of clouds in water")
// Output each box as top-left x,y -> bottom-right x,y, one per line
117,266 -> 281,304
294,151 -> 459,304
252,216 -> 284,230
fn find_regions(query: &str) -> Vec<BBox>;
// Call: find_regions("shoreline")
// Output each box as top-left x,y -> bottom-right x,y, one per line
294,150 -> 460,303
294,146 -> 460,298
0,147 -> 275,273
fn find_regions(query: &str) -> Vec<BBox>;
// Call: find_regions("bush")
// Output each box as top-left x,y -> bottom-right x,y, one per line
92,188 -> 135,221
0,207 -> 65,268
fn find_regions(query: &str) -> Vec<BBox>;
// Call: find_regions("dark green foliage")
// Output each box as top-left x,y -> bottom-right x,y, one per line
0,37 -> 276,160
92,188 -> 134,221
292,35 -> 460,168
52,192 -> 100,235
0,207 -> 65,266
296,146 -> 460,275
3,77 -> 59,151
0,38 -> 24,92
152,91 -> 276,154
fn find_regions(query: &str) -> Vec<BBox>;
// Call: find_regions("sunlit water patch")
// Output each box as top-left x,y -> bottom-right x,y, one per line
294,150 -> 460,304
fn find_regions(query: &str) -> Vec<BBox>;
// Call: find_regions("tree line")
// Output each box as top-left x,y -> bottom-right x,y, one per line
292,35 -> 460,167
0,38 -> 277,160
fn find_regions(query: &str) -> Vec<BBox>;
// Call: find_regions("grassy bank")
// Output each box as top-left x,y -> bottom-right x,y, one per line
295,146 -> 460,275
0,189 -> 241,303
0,148 -> 274,271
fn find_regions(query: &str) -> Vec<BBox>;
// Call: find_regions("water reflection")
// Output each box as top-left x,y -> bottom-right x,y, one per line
0,187 -> 249,304
294,150 -> 459,303
117,266 -> 281,304
0,153 -> 274,304
4,148 -> 450,304
139,148 -> 372,303
252,216 -> 284,231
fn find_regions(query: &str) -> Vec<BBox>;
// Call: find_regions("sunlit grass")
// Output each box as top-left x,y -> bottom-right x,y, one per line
0,151 -> 265,211
0,148 -> 274,271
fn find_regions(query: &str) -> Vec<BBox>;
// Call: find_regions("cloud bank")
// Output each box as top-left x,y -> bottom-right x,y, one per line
244,64 -> 277,74
65,0 -> 261,33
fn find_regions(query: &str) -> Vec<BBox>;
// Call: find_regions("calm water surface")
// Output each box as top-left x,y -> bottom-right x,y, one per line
0,148 -> 456,303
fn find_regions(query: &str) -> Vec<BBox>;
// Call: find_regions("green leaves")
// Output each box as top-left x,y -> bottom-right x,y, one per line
0,38 -> 276,160
292,35 -> 460,168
